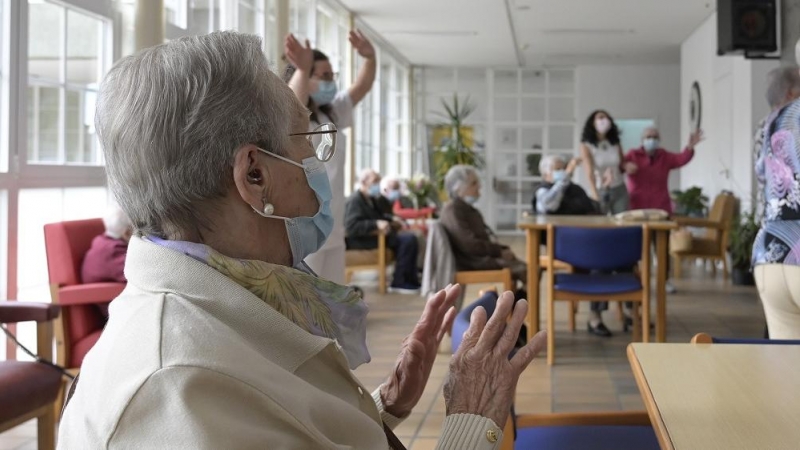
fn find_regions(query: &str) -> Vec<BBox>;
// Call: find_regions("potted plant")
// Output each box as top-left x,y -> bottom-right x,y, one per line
430,94 -> 484,192
729,210 -> 758,286
405,173 -> 435,209
671,186 -> 709,217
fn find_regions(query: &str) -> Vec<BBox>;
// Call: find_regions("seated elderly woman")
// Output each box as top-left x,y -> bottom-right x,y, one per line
533,154 -> 598,215
81,205 -> 132,284
57,32 -> 547,448
440,165 -> 527,287
346,168 -> 420,294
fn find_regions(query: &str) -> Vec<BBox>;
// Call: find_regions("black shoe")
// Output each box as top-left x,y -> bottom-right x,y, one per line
587,321 -> 613,337
623,316 -> 653,333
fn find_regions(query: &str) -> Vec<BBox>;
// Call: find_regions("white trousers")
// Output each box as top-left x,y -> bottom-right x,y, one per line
755,264 -> 800,339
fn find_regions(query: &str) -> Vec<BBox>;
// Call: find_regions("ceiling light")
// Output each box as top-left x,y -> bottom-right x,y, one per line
543,28 -> 635,35
382,31 -> 479,36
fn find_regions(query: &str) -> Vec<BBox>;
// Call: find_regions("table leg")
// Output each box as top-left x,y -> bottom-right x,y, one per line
526,228 -> 540,339
656,230 -> 668,342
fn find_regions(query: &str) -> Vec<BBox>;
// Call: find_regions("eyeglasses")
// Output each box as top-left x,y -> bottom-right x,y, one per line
289,122 -> 337,162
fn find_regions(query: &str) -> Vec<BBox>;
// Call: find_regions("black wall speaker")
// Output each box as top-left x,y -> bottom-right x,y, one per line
717,0 -> 780,57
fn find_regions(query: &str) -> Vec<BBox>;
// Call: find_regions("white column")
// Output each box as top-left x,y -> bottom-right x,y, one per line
135,0 -> 165,52
781,0 -> 800,64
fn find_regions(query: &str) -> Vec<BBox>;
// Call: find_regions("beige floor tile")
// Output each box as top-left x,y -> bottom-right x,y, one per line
408,437 -> 439,450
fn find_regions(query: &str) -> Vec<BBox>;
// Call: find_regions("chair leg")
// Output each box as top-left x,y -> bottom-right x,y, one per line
710,259 -> 717,276
672,256 -> 681,279
547,297 -> 555,366
616,301 -> 625,322
38,404 -> 56,450
721,256 -> 729,279
568,301 -> 576,332
632,304 -> 642,342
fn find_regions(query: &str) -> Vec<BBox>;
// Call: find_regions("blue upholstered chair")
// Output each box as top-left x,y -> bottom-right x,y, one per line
452,292 -> 659,450
691,333 -> 800,345
544,226 -> 651,365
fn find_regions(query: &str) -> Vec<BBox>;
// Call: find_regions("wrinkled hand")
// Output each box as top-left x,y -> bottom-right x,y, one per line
566,157 -> 582,175
349,29 -> 376,59
444,291 -> 547,427
376,220 -> 390,234
380,284 -> 459,417
500,248 -> 516,262
688,129 -> 704,149
623,162 -> 638,175
284,34 -> 313,73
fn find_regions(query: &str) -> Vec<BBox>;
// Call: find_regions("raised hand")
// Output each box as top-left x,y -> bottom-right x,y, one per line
349,29 -> 375,60
688,129 -> 704,149
379,284 -> 459,417
444,291 -> 547,427
284,33 -> 313,73
566,157 -> 582,175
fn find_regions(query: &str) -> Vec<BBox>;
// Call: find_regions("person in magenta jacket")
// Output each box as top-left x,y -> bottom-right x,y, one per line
624,126 -> 703,213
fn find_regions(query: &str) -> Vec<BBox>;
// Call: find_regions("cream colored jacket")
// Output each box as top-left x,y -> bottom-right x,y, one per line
57,237 -> 502,449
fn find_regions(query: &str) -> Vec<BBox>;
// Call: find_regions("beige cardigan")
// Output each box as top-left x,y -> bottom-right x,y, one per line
58,237 -> 502,449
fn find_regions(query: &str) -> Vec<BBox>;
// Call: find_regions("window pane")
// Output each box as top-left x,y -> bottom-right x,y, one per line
65,89 -> 98,164
29,1 -> 62,81
67,10 -> 102,86
290,0 -> 311,42
165,0 -> 187,28
28,86 -> 61,163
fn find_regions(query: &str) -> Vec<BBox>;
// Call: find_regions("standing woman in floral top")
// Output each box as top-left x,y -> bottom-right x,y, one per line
753,61 -> 800,339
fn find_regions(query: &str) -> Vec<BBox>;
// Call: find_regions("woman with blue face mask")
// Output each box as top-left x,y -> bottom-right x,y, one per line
283,31 -> 377,285
58,32 -> 549,449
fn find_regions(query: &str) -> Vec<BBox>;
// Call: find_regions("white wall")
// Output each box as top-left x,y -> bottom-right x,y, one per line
576,64 -> 682,190
680,13 -> 778,211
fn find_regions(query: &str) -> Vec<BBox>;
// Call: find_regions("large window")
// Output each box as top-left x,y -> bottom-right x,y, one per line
27,1 -> 110,165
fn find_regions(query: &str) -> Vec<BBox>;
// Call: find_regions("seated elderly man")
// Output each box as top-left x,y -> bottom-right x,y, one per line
534,154 -> 619,337
533,154 -> 599,215
58,32 -> 547,448
440,165 -> 527,287
346,169 -> 421,294
82,205 -> 133,284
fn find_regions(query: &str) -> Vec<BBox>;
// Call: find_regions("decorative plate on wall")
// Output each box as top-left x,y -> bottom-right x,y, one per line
689,81 -> 702,131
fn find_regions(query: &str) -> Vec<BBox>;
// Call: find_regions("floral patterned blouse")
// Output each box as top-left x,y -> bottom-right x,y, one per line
753,100 -> 800,266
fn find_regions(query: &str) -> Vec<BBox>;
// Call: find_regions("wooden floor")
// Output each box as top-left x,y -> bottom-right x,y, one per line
0,237 -> 765,450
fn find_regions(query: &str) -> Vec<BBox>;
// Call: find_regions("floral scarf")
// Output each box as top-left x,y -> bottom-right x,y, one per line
147,236 -> 370,369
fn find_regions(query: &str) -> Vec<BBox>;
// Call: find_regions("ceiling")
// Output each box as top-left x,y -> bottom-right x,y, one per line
339,0 -> 716,67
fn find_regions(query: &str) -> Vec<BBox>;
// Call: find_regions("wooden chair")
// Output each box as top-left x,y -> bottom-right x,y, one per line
345,232 -> 395,294
545,225 -> 651,365
0,302 -> 62,450
672,192 -> 737,279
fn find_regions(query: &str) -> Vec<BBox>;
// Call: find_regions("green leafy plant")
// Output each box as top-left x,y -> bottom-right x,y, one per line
405,173 -> 434,209
431,94 -> 484,191
729,210 -> 759,269
671,186 -> 709,216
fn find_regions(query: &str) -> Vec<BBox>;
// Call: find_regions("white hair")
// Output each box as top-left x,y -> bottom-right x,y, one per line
96,31 -> 301,238
765,65 -> 800,109
103,206 -> 132,240
380,175 -> 400,192
444,165 -> 478,199
357,168 -> 379,188
641,126 -> 660,139
538,154 -> 566,176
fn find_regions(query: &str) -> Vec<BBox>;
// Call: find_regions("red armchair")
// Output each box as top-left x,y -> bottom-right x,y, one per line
0,302 -> 62,450
43,219 -> 126,371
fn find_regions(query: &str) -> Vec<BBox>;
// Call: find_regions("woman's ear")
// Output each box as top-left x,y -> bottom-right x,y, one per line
233,145 -> 267,211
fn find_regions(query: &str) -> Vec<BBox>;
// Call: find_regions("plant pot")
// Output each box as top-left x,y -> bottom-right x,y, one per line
731,267 -> 755,286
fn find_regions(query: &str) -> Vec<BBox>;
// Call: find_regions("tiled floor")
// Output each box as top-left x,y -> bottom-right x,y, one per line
0,237 -> 765,449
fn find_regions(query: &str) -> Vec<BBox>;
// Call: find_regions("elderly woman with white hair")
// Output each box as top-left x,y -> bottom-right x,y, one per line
57,32 -> 547,449
439,165 -> 527,287
81,205 -> 133,286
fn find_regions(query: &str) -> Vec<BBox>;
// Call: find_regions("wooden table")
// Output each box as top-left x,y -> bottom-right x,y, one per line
518,215 -> 676,342
628,343 -> 800,450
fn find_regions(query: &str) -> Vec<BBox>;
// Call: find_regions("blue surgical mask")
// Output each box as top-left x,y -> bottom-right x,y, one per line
386,190 -> 401,202
552,170 -> 568,183
253,150 -> 334,268
463,195 -> 479,205
310,80 -> 338,106
643,138 -> 659,153
368,183 -> 381,197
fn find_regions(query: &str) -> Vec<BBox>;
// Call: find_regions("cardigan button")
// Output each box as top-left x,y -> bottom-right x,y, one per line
486,428 -> 499,443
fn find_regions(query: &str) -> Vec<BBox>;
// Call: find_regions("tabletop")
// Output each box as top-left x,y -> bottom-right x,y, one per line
628,343 -> 800,450
518,214 -> 677,230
